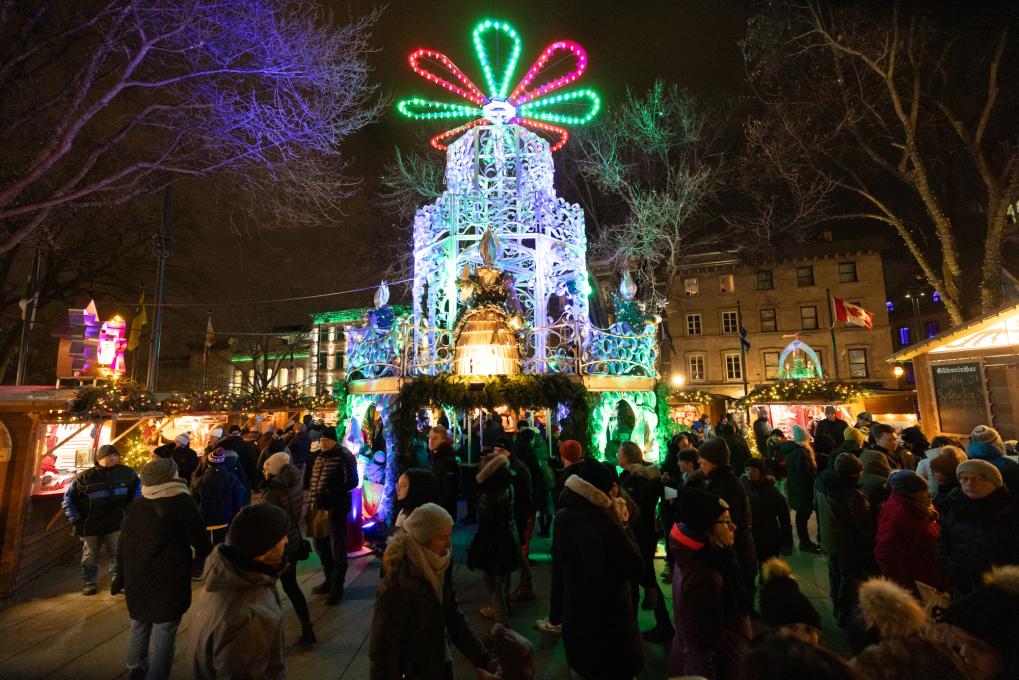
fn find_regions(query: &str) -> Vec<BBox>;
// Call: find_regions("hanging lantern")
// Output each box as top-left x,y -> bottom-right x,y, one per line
619,270 -> 637,301
453,307 -> 520,376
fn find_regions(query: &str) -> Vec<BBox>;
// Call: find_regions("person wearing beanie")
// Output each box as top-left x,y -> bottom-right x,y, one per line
814,406 -> 849,451
758,558 -> 822,645
555,458 -> 645,680
859,450 -> 892,511
370,504 -> 494,679
215,426 -> 259,496
188,504 -> 289,680
467,451 -> 520,623
918,437 -> 964,496
853,578 -> 969,680
741,458 -> 793,565
827,427 -> 866,472
697,437 -> 758,595
427,424 -> 461,523
815,452 -> 878,641
780,427 -> 821,554
262,456 -> 315,646
966,424 -> 1015,474
941,565 -> 1019,680
154,433 -> 200,484
874,470 -> 950,596
120,458 -> 209,680
61,442 -> 140,596
935,457 -> 1019,595
192,446 -> 244,547
930,445 -> 968,501
668,487 -> 753,680
308,423 -> 359,605
617,441 -> 675,644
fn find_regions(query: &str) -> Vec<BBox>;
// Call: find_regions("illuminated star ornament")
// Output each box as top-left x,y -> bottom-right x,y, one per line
396,18 -> 600,151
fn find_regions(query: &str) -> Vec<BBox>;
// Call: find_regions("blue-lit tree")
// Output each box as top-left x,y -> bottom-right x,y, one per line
0,0 -> 382,254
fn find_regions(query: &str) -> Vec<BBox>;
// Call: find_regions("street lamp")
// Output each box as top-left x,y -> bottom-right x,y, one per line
893,365 -> 905,378
671,373 -> 685,387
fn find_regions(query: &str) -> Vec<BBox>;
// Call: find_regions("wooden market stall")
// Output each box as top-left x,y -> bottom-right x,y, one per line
888,302 -> 1019,440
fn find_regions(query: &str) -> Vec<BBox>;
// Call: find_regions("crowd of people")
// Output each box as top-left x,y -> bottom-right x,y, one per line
56,405 -> 1019,679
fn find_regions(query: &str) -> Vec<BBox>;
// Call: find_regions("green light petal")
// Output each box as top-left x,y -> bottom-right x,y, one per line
472,19 -> 522,100
396,98 -> 482,121
518,88 -> 601,126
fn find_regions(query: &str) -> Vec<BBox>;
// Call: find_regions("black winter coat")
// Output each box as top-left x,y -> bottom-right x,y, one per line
826,441 -> 863,470
467,459 -> 519,574
508,456 -> 534,534
219,435 -> 260,491
369,532 -> 487,680
119,486 -> 210,622
741,474 -> 792,561
288,433 -> 312,468
309,445 -> 358,514
154,443 -> 200,483
262,464 -> 305,559
555,475 -> 644,680
814,418 -> 848,446
62,464 -> 139,536
721,434 -> 753,476
429,443 -> 461,520
193,465 -> 244,527
705,466 -> 757,578
935,486 -> 1019,594
620,463 -> 664,552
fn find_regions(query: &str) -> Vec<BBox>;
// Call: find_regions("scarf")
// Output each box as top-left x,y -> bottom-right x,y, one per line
142,480 -> 190,500
694,543 -> 753,619
403,533 -> 450,603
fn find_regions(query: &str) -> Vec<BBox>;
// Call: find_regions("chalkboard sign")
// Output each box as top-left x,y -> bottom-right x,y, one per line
932,362 -> 988,435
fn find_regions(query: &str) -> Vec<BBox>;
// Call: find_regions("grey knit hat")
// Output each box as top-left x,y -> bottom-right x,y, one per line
140,458 -> 177,487
403,503 -> 453,545
956,459 -> 1003,488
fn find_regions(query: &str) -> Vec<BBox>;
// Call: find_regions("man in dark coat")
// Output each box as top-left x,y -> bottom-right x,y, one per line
218,426 -> 260,492
62,444 -> 140,595
751,408 -> 773,459
119,458 -> 210,680
741,457 -> 793,564
192,449 -> 244,545
813,406 -> 848,447
555,459 -> 645,680
871,423 -> 917,471
499,436 -> 536,601
696,437 -> 757,594
717,423 -> 752,476
309,426 -> 359,605
153,434 -> 200,484
428,425 -> 460,522
617,441 -> 675,643
288,423 -> 312,483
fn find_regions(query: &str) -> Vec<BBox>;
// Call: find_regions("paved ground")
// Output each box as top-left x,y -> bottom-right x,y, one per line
0,513 -> 846,679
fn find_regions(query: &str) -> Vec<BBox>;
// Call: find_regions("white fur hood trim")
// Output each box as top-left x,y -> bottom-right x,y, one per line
565,473 -> 612,509
476,453 -> 510,483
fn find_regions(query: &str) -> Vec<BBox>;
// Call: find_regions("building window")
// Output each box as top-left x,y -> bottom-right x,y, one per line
898,326 -> 911,346
688,354 -> 705,382
848,348 -> 869,378
796,265 -> 815,287
800,306 -> 819,330
295,366 -> 306,387
686,313 -> 702,336
279,367 -> 289,387
839,261 -> 858,283
719,274 -> 735,293
757,270 -> 773,290
721,310 -> 738,335
886,300 -> 894,312
684,277 -> 699,296
763,351 -> 780,379
926,321 -> 941,338
233,369 -> 243,393
760,308 -> 777,333
724,352 -> 743,381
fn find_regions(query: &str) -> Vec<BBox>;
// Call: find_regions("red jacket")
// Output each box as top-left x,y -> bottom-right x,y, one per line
874,492 -> 949,594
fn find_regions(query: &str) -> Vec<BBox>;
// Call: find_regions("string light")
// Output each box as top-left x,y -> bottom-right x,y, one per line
510,40 -> 588,105
396,98 -> 481,121
408,49 -> 486,105
519,88 -> 601,125
472,19 -> 522,100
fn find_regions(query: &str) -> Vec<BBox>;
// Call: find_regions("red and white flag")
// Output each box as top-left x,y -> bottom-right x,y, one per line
203,314 -> 215,366
832,296 -> 874,330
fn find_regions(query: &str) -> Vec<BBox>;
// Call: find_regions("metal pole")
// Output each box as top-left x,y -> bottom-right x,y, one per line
15,248 -> 42,385
826,289 -> 841,380
202,309 -> 212,389
912,296 -> 922,344
146,187 -> 173,391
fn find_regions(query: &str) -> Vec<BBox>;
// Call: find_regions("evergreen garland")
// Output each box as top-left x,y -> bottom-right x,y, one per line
734,380 -> 870,408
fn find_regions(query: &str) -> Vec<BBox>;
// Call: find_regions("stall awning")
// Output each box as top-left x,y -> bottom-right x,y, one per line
888,302 -> 1019,362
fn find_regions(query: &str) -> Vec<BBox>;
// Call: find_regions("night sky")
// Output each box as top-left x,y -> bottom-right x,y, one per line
152,1 -> 753,354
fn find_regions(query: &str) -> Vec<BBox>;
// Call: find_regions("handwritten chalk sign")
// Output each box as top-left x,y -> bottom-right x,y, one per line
932,362 -> 989,436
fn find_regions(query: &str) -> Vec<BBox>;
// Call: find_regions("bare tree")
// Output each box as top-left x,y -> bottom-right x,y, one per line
744,0 -> 1019,322
0,0 -> 383,254
226,326 -> 307,396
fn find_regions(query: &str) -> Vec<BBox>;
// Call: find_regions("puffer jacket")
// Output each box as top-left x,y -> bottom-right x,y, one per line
309,444 -> 358,514
62,463 -> 140,536
262,464 -> 305,560
555,474 -> 644,680
368,532 -> 488,680
193,464 -> 243,527
188,545 -> 284,680
705,466 -> 757,580
741,473 -> 792,561
935,486 -> 1019,594
874,492 -> 949,595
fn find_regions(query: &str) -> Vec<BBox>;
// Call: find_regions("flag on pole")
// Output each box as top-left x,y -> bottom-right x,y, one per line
127,291 -> 147,351
832,296 -> 874,330
203,313 -> 215,366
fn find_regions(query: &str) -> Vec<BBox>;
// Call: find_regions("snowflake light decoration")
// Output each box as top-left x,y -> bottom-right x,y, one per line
396,18 -> 600,151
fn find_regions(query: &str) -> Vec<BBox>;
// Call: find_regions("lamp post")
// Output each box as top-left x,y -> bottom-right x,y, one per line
146,187 -> 174,391
904,290 -> 925,344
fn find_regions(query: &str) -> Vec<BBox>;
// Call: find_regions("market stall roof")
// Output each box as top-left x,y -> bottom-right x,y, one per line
888,302 -> 1019,362
0,386 -> 78,410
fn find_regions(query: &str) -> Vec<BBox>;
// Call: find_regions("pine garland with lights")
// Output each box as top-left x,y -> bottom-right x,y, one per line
162,389 -> 239,414
71,380 -> 158,417
735,380 -> 870,408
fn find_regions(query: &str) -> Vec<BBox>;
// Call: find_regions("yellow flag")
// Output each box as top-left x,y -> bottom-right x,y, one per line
127,292 -> 147,351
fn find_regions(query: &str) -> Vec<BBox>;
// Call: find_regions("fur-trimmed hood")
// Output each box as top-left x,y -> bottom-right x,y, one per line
858,577 -> 928,640
624,463 -> 660,480
564,473 -> 612,509
476,452 -> 510,483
